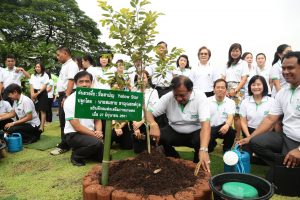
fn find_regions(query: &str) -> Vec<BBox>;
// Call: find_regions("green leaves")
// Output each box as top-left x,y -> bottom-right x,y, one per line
98,0 -> 163,66
0,0 -> 106,70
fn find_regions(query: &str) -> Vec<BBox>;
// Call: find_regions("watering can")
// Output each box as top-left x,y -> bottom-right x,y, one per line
5,133 -> 23,153
223,144 -> 250,173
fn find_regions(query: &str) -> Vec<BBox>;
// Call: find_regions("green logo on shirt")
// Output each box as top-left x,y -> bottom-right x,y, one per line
264,111 -> 269,115
191,114 -> 199,119
296,105 -> 300,112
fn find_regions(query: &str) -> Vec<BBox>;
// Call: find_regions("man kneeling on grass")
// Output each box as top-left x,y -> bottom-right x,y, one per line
64,71 -> 103,166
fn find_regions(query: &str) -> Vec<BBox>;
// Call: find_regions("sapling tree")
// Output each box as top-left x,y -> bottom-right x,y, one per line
98,0 -> 183,185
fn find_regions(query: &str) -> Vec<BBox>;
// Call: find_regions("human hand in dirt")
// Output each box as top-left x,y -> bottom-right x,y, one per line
149,123 -> 160,142
199,151 -> 211,173
133,121 -> 143,130
283,148 -> 300,168
115,128 -> 123,136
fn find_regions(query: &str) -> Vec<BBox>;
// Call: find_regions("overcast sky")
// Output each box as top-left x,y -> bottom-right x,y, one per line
76,0 -> 300,67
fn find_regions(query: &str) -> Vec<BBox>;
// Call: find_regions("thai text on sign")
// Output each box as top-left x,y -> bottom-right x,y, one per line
75,87 -> 143,121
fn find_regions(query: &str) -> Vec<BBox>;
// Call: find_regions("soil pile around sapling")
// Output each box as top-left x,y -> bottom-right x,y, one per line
108,148 -> 205,195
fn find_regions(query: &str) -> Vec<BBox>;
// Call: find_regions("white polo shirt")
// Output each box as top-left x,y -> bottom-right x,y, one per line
146,64 -> 173,87
64,92 -> 95,134
56,59 -> 79,92
244,65 -> 257,98
29,73 -> 49,90
270,85 -> 300,142
47,79 -> 55,98
152,90 -> 210,133
0,67 -> 4,83
86,66 -> 99,88
0,100 -> 13,114
94,66 -> 117,89
224,60 -> 249,82
2,66 -> 24,88
240,96 -> 275,129
190,62 -> 220,93
172,68 -> 191,77
13,94 -> 40,127
256,65 -> 272,95
271,61 -> 287,97
127,66 -> 142,87
208,96 -> 235,127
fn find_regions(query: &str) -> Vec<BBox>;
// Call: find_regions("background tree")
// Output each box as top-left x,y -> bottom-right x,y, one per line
0,0 -> 108,71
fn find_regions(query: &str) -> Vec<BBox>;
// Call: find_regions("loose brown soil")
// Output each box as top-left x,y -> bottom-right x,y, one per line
107,149 -> 205,196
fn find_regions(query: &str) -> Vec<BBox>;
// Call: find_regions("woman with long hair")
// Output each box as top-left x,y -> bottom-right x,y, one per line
173,54 -> 191,77
131,70 -> 159,153
270,44 -> 292,97
45,71 -> 54,123
29,62 -> 49,132
222,43 -> 249,141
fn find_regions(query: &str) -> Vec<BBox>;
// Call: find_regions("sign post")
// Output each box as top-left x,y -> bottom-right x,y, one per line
75,87 -> 143,185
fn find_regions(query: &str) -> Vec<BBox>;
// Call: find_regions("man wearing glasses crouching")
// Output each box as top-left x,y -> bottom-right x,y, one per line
146,75 -> 211,172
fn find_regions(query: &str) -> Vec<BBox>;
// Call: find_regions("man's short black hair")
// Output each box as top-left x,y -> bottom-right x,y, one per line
6,54 -> 16,60
213,78 -> 228,89
57,46 -> 71,56
5,84 -> 22,94
74,71 -> 93,84
170,75 -> 193,91
283,51 -> 300,65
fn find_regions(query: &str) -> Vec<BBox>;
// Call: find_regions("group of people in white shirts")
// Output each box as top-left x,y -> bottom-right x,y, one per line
1,42 -> 299,177
0,54 -> 54,144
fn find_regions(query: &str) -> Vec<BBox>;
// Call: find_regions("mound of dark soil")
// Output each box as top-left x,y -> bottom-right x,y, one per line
108,148 -> 205,195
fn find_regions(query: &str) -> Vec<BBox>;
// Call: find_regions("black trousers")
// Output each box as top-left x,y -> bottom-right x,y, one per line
130,123 -> 156,154
66,132 -> 103,162
111,124 -> 133,150
46,98 -> 53,122
6,123 -> 40,144
159,125 -> 200,162
57,92 -> 69,150
250,131 -> 300,166
208,124 -> 236,153
0,118 -> 13,131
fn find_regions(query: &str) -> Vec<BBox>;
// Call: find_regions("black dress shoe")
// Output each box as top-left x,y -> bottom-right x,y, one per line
71,157 -> 86,166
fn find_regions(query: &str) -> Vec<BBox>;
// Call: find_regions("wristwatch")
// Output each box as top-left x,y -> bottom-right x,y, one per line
200,147 -> 208,152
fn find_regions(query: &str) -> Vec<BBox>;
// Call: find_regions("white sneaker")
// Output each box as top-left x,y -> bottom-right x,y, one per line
50,147 -> 68,155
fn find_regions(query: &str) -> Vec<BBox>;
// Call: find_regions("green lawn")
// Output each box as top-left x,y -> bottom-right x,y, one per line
0,121 -> 298,200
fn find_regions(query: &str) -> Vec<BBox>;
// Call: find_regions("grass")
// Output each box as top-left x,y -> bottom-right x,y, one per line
0,121 -> 298,200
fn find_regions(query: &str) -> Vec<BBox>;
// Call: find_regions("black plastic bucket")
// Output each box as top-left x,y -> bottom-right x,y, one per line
209,172 -> 274,200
